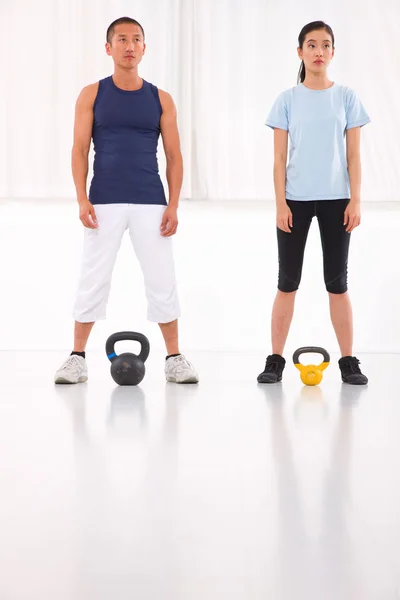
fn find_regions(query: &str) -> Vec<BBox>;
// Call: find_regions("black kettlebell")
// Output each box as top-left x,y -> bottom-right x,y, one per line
106,331 -> 150,386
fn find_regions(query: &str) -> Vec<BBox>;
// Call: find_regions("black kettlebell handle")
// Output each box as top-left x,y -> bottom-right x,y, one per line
106,331 -> 150,364
293,346 -> 330,365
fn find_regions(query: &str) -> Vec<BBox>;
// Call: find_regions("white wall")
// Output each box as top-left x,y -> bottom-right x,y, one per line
1,0 -> 399,201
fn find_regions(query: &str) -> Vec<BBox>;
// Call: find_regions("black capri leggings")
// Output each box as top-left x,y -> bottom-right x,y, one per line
277,199 -> 351,295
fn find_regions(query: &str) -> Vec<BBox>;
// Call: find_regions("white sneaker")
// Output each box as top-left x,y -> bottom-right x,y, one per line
165,354 -> 199,384
54,355 -> 88,384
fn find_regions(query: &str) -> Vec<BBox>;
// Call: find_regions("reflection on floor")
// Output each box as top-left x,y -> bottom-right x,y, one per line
0,350 -> 399,599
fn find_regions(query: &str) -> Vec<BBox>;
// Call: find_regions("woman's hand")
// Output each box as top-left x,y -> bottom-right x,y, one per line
344,200 -> 361,232
277,203 -> 293,233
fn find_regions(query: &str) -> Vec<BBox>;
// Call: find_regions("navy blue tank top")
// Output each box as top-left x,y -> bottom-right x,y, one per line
89,77 -> 167,206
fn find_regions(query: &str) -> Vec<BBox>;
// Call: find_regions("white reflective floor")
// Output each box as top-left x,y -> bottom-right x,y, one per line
1,350 -> 400,599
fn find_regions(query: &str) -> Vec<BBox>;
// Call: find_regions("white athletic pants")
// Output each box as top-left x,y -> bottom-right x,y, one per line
73,204 -> 180,324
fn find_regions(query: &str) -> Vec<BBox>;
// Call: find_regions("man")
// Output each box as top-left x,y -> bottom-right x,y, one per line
54,17 -> 198,384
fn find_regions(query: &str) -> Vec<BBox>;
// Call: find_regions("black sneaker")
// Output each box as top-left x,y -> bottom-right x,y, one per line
257,354 -> 286,384
339,356 -> 368,385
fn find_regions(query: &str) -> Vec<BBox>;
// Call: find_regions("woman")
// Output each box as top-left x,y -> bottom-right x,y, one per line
258,21 -> 370,385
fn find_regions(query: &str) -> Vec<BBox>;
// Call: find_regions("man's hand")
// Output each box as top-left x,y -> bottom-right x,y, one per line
79,199 -> 98,229
344,200 -> 361,233
160,205 -> 178,237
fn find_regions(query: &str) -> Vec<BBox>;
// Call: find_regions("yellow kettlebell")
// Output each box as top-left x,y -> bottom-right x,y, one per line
293,346 -> 330,386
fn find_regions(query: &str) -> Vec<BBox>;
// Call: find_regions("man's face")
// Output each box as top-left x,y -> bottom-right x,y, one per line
106,24 -> 146,69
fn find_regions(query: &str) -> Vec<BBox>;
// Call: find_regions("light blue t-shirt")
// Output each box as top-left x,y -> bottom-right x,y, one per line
265,83 -> 370,201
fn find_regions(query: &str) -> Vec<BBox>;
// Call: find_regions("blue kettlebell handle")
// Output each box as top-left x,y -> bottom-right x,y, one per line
293,346 -> 330,365
105,331 -> 150,364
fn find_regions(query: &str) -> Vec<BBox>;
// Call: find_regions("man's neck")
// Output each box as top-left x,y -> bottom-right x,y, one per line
112,70 -> 143,91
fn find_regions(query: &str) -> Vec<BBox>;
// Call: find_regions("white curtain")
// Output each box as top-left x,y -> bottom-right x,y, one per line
1,0 -> 399,201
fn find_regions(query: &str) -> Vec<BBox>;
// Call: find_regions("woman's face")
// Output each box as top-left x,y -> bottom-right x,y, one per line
298,29 -> 334,76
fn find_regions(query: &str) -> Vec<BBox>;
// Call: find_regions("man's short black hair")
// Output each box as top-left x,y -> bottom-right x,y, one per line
106,17 -> 145,44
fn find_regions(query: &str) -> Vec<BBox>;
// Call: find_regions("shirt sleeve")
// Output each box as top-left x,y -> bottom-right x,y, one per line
265,92 -> 289,131
345,88 -> 371,130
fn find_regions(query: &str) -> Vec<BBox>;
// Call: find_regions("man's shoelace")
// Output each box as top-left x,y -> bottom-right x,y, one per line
170,355 -> 192,372
59,355 -> 83,372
